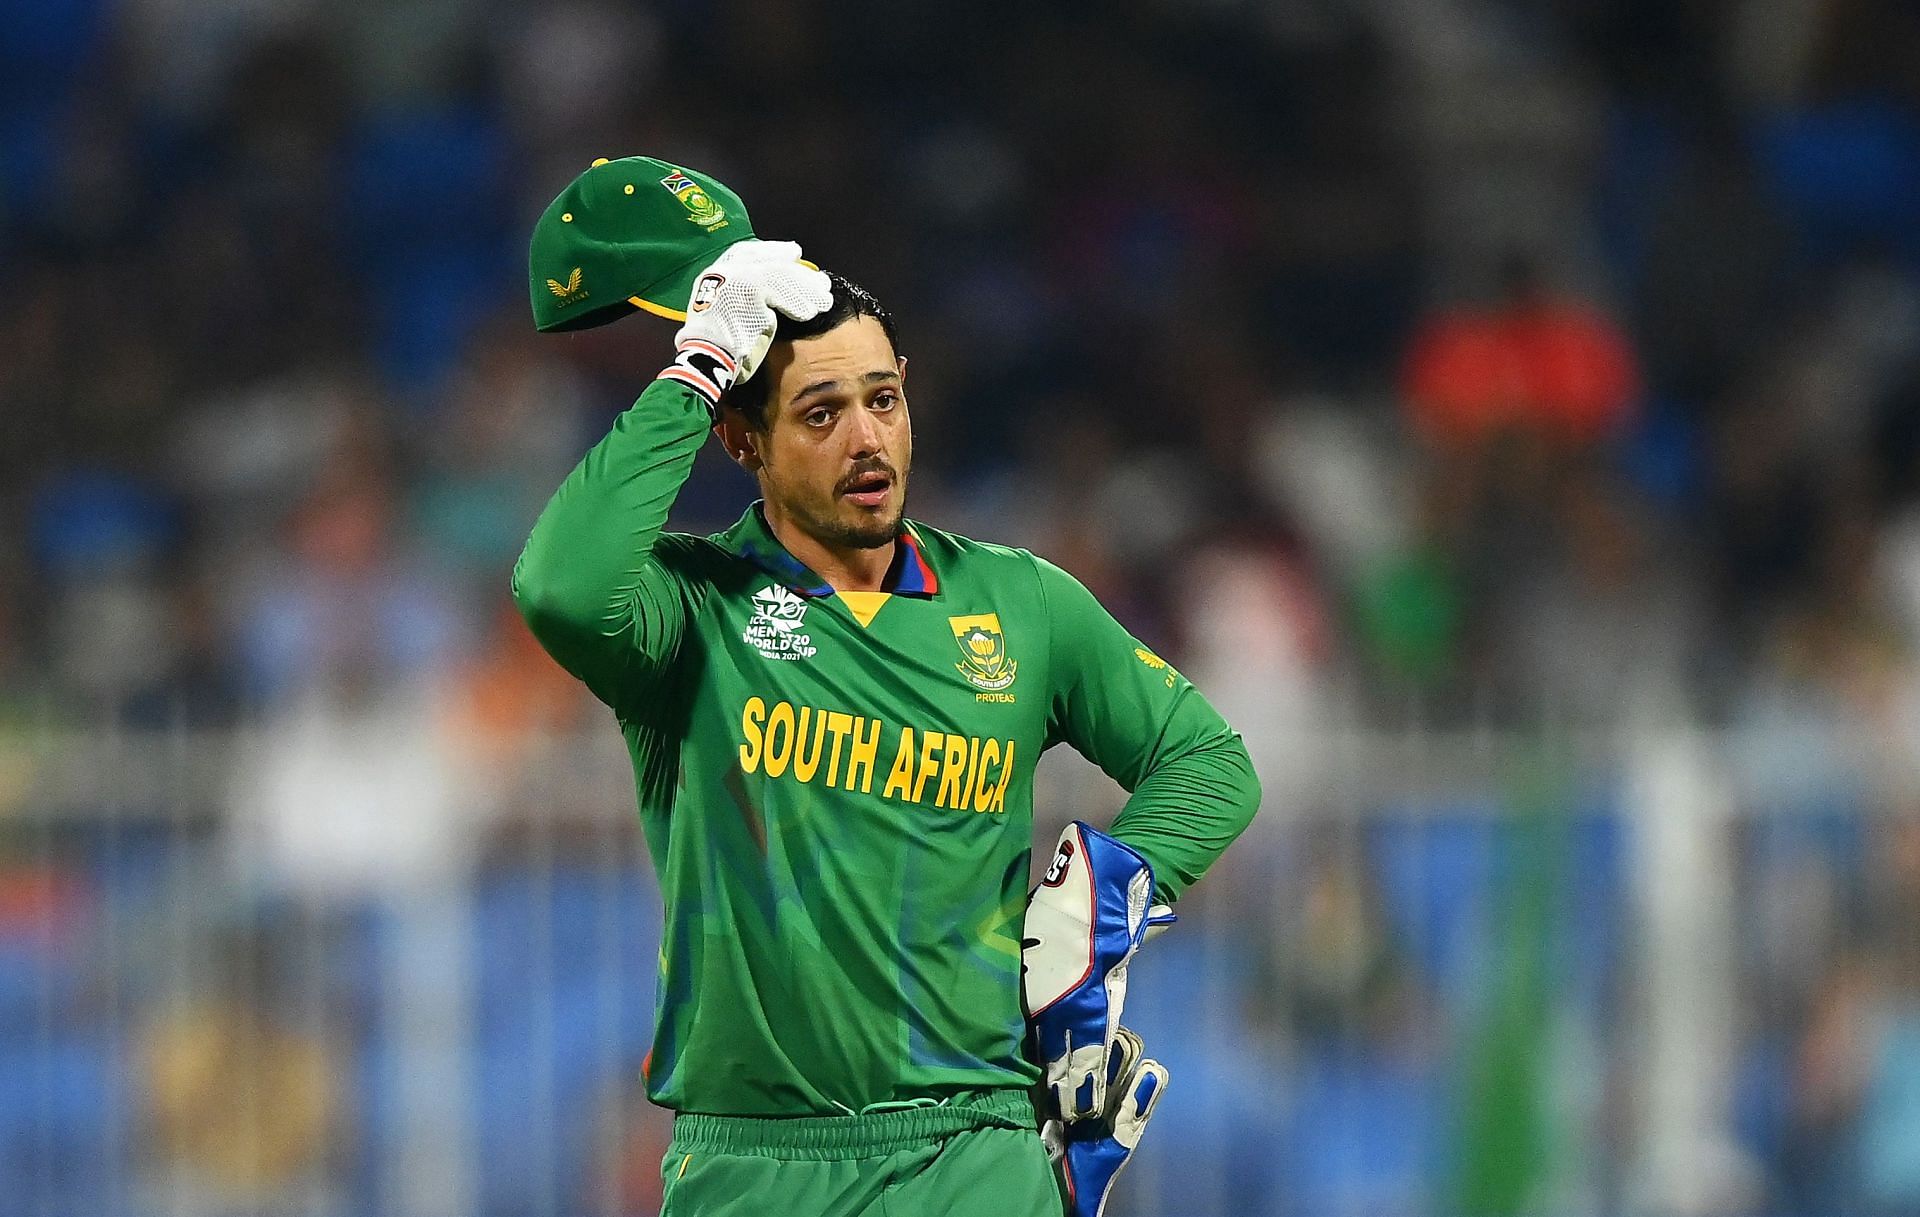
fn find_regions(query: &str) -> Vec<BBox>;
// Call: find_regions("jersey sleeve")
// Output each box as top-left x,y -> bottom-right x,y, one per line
1035,555 -> 1261,903
511,378 -> 712,713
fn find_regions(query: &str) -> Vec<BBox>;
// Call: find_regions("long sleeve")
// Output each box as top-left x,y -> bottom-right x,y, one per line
511,379 -> 713,713
1035,556 -> 1261,902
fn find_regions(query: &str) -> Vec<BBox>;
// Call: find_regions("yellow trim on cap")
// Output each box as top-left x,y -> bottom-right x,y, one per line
630,295 -> 687,321
591,157 -> 609,167
625,258 -> 814,323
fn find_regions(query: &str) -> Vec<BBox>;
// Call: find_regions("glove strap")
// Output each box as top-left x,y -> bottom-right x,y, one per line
657,339 -> 739,416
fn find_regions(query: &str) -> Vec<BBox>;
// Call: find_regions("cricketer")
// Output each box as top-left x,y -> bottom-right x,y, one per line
512,158 -> 1261,1217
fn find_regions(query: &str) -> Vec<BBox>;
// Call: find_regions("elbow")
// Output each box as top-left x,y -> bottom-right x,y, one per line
512,549 -> 649,677
509,553 -> 546,627
510,551 -> 577,648
1225,731 -> 1262,832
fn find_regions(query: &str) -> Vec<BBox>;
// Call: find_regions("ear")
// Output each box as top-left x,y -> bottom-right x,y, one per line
714,408 -> 764,473
897,355 -> 908,384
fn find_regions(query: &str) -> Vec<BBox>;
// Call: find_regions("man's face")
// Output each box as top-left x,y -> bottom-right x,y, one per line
739,315 -> 911,550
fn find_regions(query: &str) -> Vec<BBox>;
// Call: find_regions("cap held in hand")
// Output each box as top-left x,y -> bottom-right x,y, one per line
529,156 -> 756,333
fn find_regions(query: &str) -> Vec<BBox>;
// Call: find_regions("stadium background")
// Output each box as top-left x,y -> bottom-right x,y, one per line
5,0 -> 1920,1213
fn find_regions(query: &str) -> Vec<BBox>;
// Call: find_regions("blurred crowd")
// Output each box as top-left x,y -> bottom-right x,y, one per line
6,0 -> 1920,1214
0,0 -> 1916,748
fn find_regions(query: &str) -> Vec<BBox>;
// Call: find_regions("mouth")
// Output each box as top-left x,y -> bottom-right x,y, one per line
838,468 -> 894,510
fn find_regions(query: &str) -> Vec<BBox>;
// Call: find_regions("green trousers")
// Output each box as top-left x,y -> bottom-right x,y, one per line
658,1089 -> 1065,1216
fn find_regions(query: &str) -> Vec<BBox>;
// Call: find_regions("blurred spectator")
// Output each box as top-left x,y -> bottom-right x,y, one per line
1402,254 -> 1640,452
412,312 -> 597,579
1245,835 -> 1432,1055
1792,816 -> 1920,1214
1178,528 -> 1333,790
138,928 -> 342,1217
225,663 -> 482,902
1496,471 -> 1701,721
231,406 -> 461,708
1385,254 -> 1651,718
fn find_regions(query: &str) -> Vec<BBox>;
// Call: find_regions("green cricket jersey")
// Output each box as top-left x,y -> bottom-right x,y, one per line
512,378 -> 1260,1117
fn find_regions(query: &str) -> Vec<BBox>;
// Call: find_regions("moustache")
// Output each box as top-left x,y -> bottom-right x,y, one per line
835,458 -> 897,495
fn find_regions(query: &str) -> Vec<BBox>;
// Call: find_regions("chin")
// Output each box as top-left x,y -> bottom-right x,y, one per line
845,516 -> 901,549
832,502 -> 903,549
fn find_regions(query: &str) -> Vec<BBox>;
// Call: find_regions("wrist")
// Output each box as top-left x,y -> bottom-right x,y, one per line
656,338 -> 739,416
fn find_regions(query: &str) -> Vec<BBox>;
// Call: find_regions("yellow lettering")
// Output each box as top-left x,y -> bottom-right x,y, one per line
848,717 -> 882,793
911,730 -> 944,804
963,737 -> 981,809
763,701 -> 795,778
881,727 -> 917,800
823,712 -> 854,788
792,707 -> 824,783
742,702 -> 1014,814
739,697 -> 767,773
972,738 -> 1001,812
987,739 -> 1016,813
935,733 -> 969,808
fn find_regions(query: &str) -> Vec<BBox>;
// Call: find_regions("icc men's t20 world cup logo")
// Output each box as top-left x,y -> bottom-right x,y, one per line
745,585 -> 818,661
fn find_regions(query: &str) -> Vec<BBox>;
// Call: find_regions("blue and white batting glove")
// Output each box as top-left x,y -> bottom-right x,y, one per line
657,239 -> 832,410
1043,1027 -> 1170,1217
1023,821 -> 1174,1122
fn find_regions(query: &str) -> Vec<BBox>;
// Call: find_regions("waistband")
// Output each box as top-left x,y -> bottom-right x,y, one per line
668,1088 -> 1038,1159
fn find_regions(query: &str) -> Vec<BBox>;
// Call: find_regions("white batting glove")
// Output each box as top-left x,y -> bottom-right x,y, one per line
655,240 -> 833,411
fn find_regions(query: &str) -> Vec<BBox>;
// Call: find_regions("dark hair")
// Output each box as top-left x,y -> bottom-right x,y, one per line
721,272 -> 901,430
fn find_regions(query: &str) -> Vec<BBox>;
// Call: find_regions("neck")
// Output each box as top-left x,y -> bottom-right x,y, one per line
762,502 -> 895,593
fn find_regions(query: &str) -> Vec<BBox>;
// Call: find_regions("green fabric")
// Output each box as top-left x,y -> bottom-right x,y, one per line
670,1088 -> 1034,1157
512,378 -> 1261,1117
660,1114 -> 1064,1216
529,156 -> 753,333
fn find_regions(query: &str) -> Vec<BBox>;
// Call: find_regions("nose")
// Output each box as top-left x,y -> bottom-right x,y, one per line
843,402 -> 884,458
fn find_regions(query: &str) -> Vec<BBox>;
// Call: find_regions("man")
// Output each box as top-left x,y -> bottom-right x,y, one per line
513,231 -> 1260,1214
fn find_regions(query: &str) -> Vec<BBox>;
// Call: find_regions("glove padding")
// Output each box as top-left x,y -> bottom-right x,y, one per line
1043,1027 -> 1169,1217
656,239 -> 832,409
1023,821 -> 1174,1122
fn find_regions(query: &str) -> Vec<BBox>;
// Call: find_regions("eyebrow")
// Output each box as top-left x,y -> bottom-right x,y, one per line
789,369 -> 901,406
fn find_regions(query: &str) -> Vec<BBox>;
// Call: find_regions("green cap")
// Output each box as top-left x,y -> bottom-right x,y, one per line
528,156 -> 755,332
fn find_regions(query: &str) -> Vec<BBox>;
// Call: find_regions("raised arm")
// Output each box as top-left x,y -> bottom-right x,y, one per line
511,379 -> 715,709
512,239 -> 834,712
1036,555 -> 1261,902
